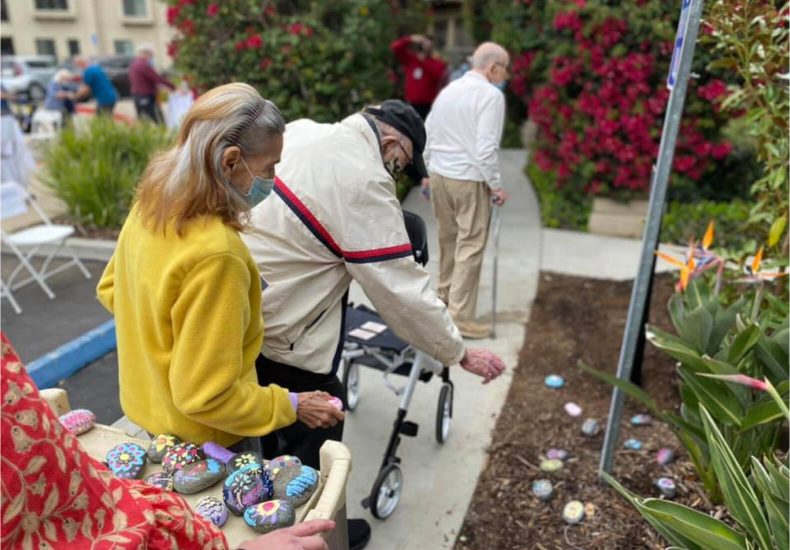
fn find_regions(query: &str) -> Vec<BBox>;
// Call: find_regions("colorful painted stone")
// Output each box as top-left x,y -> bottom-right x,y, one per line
562,500 -> 585,524
630,414 -> 652,426
59,409 -> 95,435
222,463 -> 273,515
147,434 -> 181,463
563,402 -> 582,417
202,441 -> 235,465
106,442 -> 147,480
226,451 -> 265,475
656,448 -> 675,466
544,375 -> 564,389
162,442 -> 203,475
144,472 -> 174,491
656,477 -> 676,498
243,499 -> 296,534
273,464 -> 319,507
173,458 -> 226,494
264,455 -> 302,478
195,496 -> 228,528
539,459 -> 564,473
546,448 -> 569,461
623,438 -> 643,450
531,479 -> 554,501
581,418 -> 601,437
327,396 -> 344,411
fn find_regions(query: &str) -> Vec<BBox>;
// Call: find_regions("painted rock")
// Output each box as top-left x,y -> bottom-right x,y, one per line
656,477 -> 676,498
544,375 -> 565,389
563,402 -> 582,417
562,500 -> 585,524
195,496 -> 228,528
223,463 -> 273,515
328,396 -> 344,411
656,448 -> 675,466
144,471 -> 174,491
174,458 -> 226,494
243,499 -> 296,534
147,434 -> 181,463
264,455 -> 302,478
630,414 -> 652,426
539,459 -> 564,473
581,418 -> 601,437
162,443 -> 203,475
273,464 -> 319,507
226,451 -> 266,475
584,502 -> 597,518
59,409 -> 95,435
546,448 -> 569,461
531,479 -> 554,501
623,438 -> 643,450
202,441 -> 235,465
106,442 -> 147,480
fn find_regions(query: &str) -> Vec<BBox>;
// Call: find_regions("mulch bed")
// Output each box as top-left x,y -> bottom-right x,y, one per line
455,272 -> 719,550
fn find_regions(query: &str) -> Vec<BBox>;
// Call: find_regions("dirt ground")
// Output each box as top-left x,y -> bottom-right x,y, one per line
455,272 -> 718,550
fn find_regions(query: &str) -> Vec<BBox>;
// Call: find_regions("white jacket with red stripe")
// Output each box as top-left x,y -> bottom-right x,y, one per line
242,114 -> 466,375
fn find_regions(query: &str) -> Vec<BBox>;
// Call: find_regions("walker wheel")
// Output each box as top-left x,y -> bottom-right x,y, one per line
370,463 -> 403,520
435,383 -> 453,444
342,359 -> 361,411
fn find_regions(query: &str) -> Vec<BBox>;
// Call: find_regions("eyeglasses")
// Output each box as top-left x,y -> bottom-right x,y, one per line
397,141 -> 412,165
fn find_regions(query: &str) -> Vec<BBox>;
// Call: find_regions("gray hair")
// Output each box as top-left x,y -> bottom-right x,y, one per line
471,42 -> 509,70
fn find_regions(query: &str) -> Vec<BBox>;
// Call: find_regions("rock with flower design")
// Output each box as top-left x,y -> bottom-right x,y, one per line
244,499 -> 296,533
174,458 -> 227,494
59,409 -> 95,435
162,442 -> 203,475
106,442 -> 147,479
273,464 -> 319,507
147,433 -> 181,463
144,471 -> 174,491
196,496 -> 228,527
226,451 -> 266,475
223,463 -> 273,515
264,454 -> 302,478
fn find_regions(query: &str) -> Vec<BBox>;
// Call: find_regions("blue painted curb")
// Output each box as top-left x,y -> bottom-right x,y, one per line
28,320 -> 116,389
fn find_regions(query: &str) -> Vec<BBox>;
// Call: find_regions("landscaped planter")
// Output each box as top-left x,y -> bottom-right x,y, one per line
588,197 -> 649,239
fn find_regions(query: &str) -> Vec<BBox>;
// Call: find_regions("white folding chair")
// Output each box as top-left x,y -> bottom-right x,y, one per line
30,109 -> 63,140
1,182 -> 91,314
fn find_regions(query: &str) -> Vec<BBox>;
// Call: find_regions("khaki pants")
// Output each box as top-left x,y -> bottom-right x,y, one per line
429,173 -> 491,324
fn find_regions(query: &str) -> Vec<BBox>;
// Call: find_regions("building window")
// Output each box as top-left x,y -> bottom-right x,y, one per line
1,0 -> 8,22
35,38 -> 57,58
114,40 -> 134,56
0,37 -> 14,55
122,0 -> 146,17
34,0 -> 68,10
67,39 -> 80,57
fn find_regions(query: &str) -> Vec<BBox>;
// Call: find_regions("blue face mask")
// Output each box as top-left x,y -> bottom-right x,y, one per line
494,80 -> 507,91
240,158 -> 274,209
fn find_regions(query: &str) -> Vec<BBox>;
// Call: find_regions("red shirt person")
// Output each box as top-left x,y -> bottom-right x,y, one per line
129,44 -> 175,123
390,34 -> 448,119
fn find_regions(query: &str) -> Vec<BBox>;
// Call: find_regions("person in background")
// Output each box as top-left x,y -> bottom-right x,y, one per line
73,55 -> 118,115
421,42 -> 510,339
390,34 -> 448,119
97,83 -> 342,454
43,69 -> 77,121
129,44 -> 175,123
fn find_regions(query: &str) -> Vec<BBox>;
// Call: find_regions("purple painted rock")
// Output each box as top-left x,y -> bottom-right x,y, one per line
147,434 -> 181,463
546,448 -> 569,461
162,442 -> 203,475
195,496 -> 228,528
59,409 -> 96,435
581,418 -> 601,437
202,442 -> 235,465
563,402 -> 582,417
273,464 -> 319,507
562,500 -> 585,524
144,471 -> 174,491
656,477 -> 676,498
264,455 -> 302,478
226,451 -> 265,475
623,438 -> 643,450
630,414 -> 652,426
656,448 -> 675,466
173,458 -> 226,494
106,442 -> 147,480
243,499 -> 296,534
531,479 -> 554,501
222,463 -> 273,515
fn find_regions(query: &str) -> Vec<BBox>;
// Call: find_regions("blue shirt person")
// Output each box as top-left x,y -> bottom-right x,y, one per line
73,56 -> 118,114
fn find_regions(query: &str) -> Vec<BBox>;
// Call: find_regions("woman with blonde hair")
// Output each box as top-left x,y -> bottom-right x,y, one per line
97,83 -> 343,452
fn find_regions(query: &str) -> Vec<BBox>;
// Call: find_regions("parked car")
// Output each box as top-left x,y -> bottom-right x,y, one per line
0,55 -> 58,102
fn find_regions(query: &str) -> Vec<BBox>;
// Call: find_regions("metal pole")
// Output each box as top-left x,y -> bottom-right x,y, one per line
491,204 -> 501,339
599,0 -> 704,477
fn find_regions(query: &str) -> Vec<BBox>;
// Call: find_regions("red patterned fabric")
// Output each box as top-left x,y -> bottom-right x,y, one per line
0,332 -> 229,549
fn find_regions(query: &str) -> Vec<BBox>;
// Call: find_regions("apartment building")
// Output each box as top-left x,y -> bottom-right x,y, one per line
1,0 -> 174,66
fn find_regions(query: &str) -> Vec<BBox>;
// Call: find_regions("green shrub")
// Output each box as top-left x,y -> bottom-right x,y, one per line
526,160 -> 591,230
662,200 -> 757,249
41,118 -> 172,229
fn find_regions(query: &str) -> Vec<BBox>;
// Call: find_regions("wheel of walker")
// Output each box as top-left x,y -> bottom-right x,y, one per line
370,463 -> 403,520
342,359 -> 361,411
435,383 -> 453,444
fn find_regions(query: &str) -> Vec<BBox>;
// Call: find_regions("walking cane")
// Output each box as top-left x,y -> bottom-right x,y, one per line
490,201 -> 501,339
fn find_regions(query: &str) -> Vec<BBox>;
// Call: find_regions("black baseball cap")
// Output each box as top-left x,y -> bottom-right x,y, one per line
364,99 -> 428,182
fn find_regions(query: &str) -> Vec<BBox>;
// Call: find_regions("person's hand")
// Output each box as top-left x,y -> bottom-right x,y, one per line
237,519 -> 335,550
459,348 -> 506,384
490,188 -> 509,206
296,392 -> 344,429
420,177 -> 431,200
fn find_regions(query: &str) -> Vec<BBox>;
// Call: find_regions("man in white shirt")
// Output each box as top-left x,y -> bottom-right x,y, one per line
422,42 -> 510,339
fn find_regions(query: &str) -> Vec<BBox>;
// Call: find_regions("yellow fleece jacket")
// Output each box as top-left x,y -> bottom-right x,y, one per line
97,207 -> 296,447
